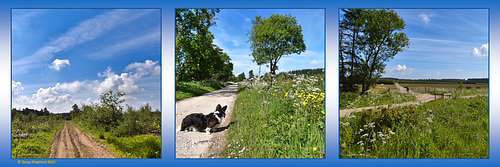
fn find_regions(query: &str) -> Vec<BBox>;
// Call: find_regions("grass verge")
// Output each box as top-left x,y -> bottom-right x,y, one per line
72,121 -> 161,158
221,74 -> 325,158
176,81 -> 230,101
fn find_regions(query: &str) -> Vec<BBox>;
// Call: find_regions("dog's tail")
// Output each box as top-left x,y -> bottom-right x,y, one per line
176,125 -> 182,132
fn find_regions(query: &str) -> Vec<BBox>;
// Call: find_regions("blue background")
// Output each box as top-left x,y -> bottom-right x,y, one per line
1,0 -> 499,166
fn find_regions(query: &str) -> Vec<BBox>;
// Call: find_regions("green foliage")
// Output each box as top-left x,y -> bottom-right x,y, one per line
237,72 -> 246,82
106,134 -> 161,158
340,96 -> 488,158
175,9 -> 233,82
175,81 -> 230,101
376,79 -> 395,84
458,81 -> 465,89
248,70 -> 254,79
71,90 -> 161,158
223,73 -> 324,158
11,110 -> 64,158
339,9 -> 409,94
248,13 -> 306,75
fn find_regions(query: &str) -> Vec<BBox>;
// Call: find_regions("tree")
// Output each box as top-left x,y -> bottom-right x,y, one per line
175,9 -> 220,81
98,90 -> 125,130
70,104 -> 81,119
237,72 -> 246,82
247,14 -> 306,76
248,70 -> 254,79
339,9 -> 409,94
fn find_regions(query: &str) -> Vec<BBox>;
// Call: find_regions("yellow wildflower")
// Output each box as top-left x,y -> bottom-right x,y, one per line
313,147 -> 317,151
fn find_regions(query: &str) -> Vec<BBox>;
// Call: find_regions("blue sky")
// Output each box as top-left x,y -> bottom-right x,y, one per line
380,9 -> 488,79
11,9 -> 161,113
209,9 -> 325,76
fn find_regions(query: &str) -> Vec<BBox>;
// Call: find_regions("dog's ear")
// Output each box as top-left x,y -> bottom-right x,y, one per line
216,104 -> 222,111
221,105 -> 227,112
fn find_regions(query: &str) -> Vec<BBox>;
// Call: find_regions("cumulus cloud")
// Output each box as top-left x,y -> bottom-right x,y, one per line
12,60 -> 160,113
125,60 -> 161,77
418,13 -> 432,25
471,44 -> 488,57
49,59 -> 70,71
94,72 -> 144,95
389,64 -> 415,75
12,80 -> 24,96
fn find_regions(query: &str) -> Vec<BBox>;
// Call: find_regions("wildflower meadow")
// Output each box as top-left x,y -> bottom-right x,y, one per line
340,96 -> 488,158
222,73 -> 325,158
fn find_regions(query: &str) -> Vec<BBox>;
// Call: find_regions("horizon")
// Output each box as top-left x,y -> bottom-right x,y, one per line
365,9 -> 489,79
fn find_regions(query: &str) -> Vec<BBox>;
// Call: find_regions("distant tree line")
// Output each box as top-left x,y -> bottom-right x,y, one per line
12,107 -> 72,120
286,68 -> 324,76
381,78 -> 489,85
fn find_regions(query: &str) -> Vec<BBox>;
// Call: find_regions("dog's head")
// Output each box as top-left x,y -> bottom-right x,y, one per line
215,104 -> 227,118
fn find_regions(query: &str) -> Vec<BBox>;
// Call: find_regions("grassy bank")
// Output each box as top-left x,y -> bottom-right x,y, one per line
340,96 -> 488,158
221,74 -> 325,158
176,81 -> 230,101
11,113 -> 64,158
73,121 -> 161,158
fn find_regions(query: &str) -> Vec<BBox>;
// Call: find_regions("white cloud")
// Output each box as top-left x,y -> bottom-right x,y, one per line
13,60 -> 160,113
54,81 -> 86,93
125,60 -> 161,77
471,43 -> 488,57
418,13 -> 432,25
12,80 -> 24,96
389,64 -> 415,75
49,59 -> 70,71
310,60 -> 319,67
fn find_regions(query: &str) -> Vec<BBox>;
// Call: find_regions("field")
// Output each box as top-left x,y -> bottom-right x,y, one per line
221,74 -> 325,158
400,83 -> 488,93
340,94 -> 489,158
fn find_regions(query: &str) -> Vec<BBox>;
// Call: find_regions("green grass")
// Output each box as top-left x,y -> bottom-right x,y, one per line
176,81 -> 230,101
340,91 -> 416,110
72,121 -> 161,158
222,74 -> 324,158
11,115 -> 64,158
340,96 -> 488,158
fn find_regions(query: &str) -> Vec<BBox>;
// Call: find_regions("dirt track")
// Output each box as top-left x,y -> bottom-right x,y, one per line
49,121 -> 115,158
175,84 -> 238,158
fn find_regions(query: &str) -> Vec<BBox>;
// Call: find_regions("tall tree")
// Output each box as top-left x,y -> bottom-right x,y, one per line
340,9 -> 409,94
175,9 -> 220,81
247,14 -> 306,76
248,70 -> 254,79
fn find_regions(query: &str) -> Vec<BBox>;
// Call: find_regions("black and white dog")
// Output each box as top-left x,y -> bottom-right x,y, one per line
176,104 -> 227,134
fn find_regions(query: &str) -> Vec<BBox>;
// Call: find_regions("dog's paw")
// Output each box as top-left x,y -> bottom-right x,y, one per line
206,131 -> 211,135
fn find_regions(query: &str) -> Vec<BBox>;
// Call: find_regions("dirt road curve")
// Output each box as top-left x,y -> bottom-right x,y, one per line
340,83 -> 487,117
176,84 -> 238,158
49,121 -> 115,158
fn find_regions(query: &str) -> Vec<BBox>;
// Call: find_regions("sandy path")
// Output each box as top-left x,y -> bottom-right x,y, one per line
175,84 -> 238,158
49,121 -> 115,158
